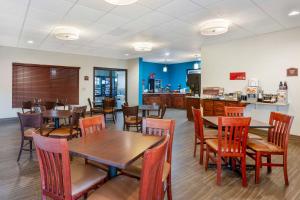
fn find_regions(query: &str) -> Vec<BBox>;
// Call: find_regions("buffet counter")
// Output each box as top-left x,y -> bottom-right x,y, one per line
142,93 -> 188,109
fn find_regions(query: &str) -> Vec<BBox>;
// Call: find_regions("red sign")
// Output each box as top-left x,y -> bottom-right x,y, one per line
230,72 -> 246,80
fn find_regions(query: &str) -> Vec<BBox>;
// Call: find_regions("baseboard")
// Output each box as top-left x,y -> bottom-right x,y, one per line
0,117 -> 18,124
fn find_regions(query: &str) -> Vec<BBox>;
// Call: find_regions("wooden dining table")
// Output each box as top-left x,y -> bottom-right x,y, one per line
203,116 -> 273,129
139,104 -> 160,117
68,129 -> 164,178
42,110 -> 72,128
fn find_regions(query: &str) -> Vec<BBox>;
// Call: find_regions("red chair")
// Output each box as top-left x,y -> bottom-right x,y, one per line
247,112 -> 294,185
33,134 -> 107,200
192,107 -> 218,164
224,106 -> 245,117
205,117 -> 251,187
122,118 -> 175,200
88,135 -> 169,200
79,115 -> 106,136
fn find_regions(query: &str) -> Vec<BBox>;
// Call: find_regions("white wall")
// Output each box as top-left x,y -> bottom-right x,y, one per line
127,58 -> 139,105
0,46 -> 139,118
202,27 -> 300,135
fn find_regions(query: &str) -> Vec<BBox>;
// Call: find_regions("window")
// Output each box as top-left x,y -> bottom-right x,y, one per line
12,63 -> 80,108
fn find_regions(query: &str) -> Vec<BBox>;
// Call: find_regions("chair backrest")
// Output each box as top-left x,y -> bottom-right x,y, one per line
22,101 -> 32,113
139,135 -> 169,200
268,112 -> 294,150
72,106 -> 87,118
217,117 -> 251,156
224,106 -> 245,117
79,115 -> 106,136
44,101 -> 56,110
192,107 -> 204,141
122,105 -> 139,123
33,134 -> 72,200
143,118 -> 175,164
70,112 -> 81,131
159,104 -> 167,119
18,112 -> 43,135
123,102 -> 129,106
103,98 -> 115,109
33,105 -> 46,113
87,98 -> 93,109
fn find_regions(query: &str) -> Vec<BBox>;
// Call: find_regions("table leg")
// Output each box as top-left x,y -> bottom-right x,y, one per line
108,166 -> 118,178
54,118 -> 60,129
142,110 -> 146,117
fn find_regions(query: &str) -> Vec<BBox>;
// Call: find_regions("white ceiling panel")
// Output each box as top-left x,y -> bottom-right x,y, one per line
157,0 -> 202,18
0,0 -> 299,63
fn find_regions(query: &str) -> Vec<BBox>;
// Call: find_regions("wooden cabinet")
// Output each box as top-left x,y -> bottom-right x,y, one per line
186,97 -> 201,121
143,93 -> 187,109
201,99 -> 246,117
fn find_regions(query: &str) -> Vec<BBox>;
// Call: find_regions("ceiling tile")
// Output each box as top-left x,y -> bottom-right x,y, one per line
109,3 -> 152,20
157,0 -> 202,18
65,4 -> 106,24
96,13 -> 130,27
77,0 -> 115,12
30,0 -> 74,16
138,0 -> 174,9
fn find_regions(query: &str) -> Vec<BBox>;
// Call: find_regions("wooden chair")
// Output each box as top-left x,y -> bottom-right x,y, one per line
225,106 -> 262,140
122,118 -> 175,200
17,112 -> 53,161
102,98 -> 116,123
44,101 -> 56,110
79,115 -> 106,137
33,134 -> 107,200
224,106 -> 245,117
247,112 -> 294,185
192,107 -> 218,165
148,104 -> 167,119
205,117 -> 251,187
22,101 -> 33,113
88,135 -> 169,200
88,98 -> 102,116
49,112 -> 81,140
122,105 -> 142,132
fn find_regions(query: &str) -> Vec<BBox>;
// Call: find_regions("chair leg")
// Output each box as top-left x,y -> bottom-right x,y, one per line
216,155 -> 222,186
29,140 -> 33,158
193,136 -> 197,158
267,155 -> 272,173
112,112 -> 115,124
205,146 -> 210,171
199,141 -> 204,165
241,156 -> 247,187
255,152 -> 261,184
283,154 -> 289,185
90,111 -> 93,117
232,158 -> 236,171
17,139 -> 24,162
166,173 -> 172,200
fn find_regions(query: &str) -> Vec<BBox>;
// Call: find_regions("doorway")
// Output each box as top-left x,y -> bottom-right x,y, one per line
93,67 -> 127,109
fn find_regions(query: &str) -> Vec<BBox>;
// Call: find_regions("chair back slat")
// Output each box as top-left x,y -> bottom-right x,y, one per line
79,115 -> 106,136
192,107 -> 204,141
224,106 -> 245,117
33,134 -> 72,200
268,112 -> 293,149
139,135 -> 169,200
218,117 -> 251,155
160,104 -> 167,119
142,118 -> 175,165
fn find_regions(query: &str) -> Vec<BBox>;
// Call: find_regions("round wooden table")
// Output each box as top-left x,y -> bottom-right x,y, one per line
42,110 -> 72,128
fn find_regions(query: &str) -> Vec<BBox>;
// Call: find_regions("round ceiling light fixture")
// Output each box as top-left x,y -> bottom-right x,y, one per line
199,19 -> 231,36
53,26 -> 80,40
104,0 -> 138,5
133,42 -> 153,52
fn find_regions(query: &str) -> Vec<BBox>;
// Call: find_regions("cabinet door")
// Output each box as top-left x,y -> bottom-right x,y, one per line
214,101 -> 225,116
172,96 -> 185,108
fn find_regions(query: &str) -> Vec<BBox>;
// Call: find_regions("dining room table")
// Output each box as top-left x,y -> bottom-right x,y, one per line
68,129 -> 164,178
139,104 -> 160,117
42,110 -> 72,128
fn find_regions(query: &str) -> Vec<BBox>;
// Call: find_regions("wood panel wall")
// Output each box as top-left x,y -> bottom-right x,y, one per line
12,63 -> 80,108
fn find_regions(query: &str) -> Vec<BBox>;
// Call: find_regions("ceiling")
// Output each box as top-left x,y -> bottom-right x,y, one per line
0,0 -> 300,63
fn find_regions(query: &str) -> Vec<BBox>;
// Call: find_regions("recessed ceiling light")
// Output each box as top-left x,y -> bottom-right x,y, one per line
104,0 -> 138,5
53,26 -> 80,41
164,52 -> 170,56
288,10 -> 300,16
27,40 -> 34,44
133,42 -> 153,52
200,19 -> 231,36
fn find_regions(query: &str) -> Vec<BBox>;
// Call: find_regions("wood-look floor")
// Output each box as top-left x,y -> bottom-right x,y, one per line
1,109 -> 300,200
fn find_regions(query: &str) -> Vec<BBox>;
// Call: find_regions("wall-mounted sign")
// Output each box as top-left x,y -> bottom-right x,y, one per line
84,76 -> 89,81
287,68 -> 298,76
230,72 -> 246,80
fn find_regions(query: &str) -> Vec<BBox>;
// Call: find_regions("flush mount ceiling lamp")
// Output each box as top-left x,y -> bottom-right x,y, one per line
53,26 -> 80,41
288,10 -> 300,16
133,42 -> 153,52
104,0 -> 138,5
200,19 -> 231,36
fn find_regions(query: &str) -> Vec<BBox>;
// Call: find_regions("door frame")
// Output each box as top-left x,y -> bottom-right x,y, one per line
93,67 -> 128,103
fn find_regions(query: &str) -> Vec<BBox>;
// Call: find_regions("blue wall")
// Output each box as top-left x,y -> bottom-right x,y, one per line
138,58 -> 201,104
